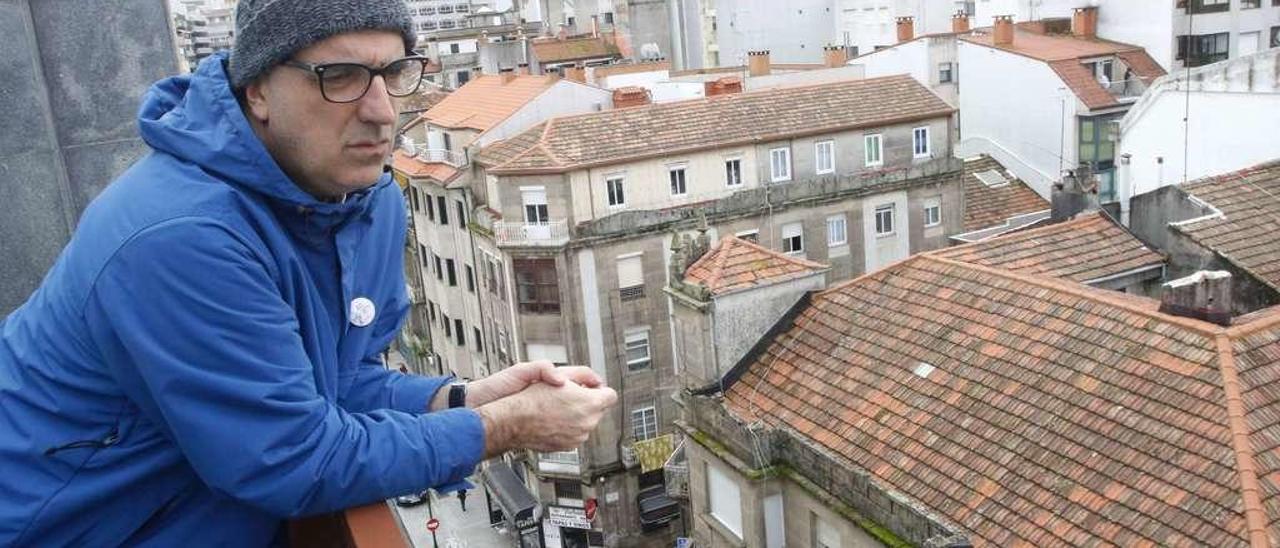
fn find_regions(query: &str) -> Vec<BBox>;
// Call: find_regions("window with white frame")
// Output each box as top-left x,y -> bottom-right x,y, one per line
864,134 -> 883,166
826,215 -> 847,247
617,253 -> 644,301
875,204 -> 895,236
521,187 -> 548,224
631,405 -> 657,441
624,329 -> 651,371
815,140 -> 835,174
913,127 -> 931,158
923,197 -> 942,227
707,465 -> 743,539
606,175 -> 626,208
736,229 -> 760,243
669,166 -> 687,196
770,147 -> 792,182
725,157 -> 743,187
939,62 -> 954,83
782,222 -> 804,254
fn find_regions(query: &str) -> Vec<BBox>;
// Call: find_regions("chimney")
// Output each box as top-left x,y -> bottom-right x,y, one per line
565,63 -> 587,83
591,14 -> 599,37
1050,167 -> 1100,222
896,16 -> 915,43
1159,271 -> 1233,326
498,67 -> 516,84
822,45 -> 848,68
545,66 -> 564,83
993,15 -> 1015,46
952,12 -> 970,33
516,63 -> 530,75
747,50 -> 771,77
703,75 -> 743,97
1072,6 -> 1098,39
612,86 -> 652,108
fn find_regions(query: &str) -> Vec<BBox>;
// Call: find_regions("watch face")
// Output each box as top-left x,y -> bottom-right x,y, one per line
449,383 -> 467,408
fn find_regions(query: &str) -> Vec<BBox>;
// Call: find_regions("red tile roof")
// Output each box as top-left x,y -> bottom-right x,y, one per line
684,236 -> 828,296
936,212 -> 1164,284
1174,161 -> 1280,292
477,75 -> 955,174
961,155 -> 1049,231
391,150 -> 460,184
961,28 -> 1165,110
723,253 -> 1280,547
422,74 -> 558,132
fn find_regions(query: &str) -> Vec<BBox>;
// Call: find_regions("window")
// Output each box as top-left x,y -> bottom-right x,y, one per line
522,188 -> 549,224
939,62 -> 953,83
426,192 -> 436,221
442,132 -> 453,152
1079,115 -> 1120,202
1239,31 -> 1261,56
617,254 -> 645,301
466,265 -> 475,293
410,187 -> 420,211
864,134 -> 883,167
514,258 -> 560,314
1242,0 -> 1260,7
815,140 -> 835,174
554,480 -> 583,506
625,330 -> 651,371
631,405 -> 657,441
437,196 -> 449,225
442,314 -> 452,337
782,222 -> 804,255
1177,32 -> 1229,66
770,147 -> 792,182
912,127 -> 930,158
427,301 -> 436,322
446,259 -> 457,286
707,465 -> 743,539
725,158 -> 742,187
473,327 -> 482,353
736,229 -> 759,243
826,215 -> 847,247
603,12 -> 614,24
1272,26 -> 1280,49
924,198 -> 942,228
455,318 -> 465,347
419,244 -> 429,269
433,255 -> 443,281
607,175 -> 626,207
669,166 -> 687,196
449,43 -> 461,54
1184,0 -> 1229,13
875,204 -> 895,236
456,201 -> 467,226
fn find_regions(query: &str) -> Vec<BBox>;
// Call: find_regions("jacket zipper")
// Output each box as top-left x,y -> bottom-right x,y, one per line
44,429 -> 120,456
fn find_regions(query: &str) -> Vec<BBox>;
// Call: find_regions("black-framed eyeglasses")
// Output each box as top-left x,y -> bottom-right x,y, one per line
282,56 -> 429,103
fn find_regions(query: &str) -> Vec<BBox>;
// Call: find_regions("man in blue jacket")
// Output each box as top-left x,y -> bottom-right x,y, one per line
0,0 -> 616,545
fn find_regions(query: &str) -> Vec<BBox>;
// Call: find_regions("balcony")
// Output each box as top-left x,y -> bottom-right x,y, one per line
288,502 -> 410,547
537,449 -> 581,475
413,148 -> 468,168
494,219 -> 570,247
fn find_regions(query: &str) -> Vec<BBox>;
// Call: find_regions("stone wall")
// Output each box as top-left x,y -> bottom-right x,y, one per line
0,0 -> 178,314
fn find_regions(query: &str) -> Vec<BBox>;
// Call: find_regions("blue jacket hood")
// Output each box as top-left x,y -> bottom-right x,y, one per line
137,52 -> 392,221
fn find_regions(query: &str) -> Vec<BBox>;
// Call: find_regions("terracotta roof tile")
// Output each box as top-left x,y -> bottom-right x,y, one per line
684,236 -> 828,295
962,155 -> 1050,231
479,75 -> 954,174
1175,162 -> 1280,291
936,212 -> 1164,284
722,253 -> 1280,546
422,74 -> 557,131
531,36 -> 621,64
391,150 -> 460,184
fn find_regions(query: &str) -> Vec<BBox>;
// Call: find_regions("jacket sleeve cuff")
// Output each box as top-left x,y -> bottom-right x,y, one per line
422,408 -> 486,486
392,374 -> 452,414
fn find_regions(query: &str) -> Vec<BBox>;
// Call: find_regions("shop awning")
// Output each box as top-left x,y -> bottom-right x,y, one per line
483,462 -> 540,525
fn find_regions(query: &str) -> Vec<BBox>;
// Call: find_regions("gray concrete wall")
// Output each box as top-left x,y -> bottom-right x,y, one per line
713,273 -> 825,378
1,0 -> 178,315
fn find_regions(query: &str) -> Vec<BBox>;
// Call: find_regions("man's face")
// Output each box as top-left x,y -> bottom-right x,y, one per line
244,30 -> 404,199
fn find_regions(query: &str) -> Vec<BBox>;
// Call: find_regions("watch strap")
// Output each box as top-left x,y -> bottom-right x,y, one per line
447,383 -> 467,409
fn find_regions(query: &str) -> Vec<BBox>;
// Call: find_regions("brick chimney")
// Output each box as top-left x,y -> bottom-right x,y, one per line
704,76 -> 743,97
516,63 -> 530,75
822,45 -> 848,67
612,86 -> 652,108
993,15 -> 1015,46
896,16 -> 915,43
565,63 -> 586,83
498,67 -> 516,84
952,12 -> 970,33
1072,6 -> 1098,39
747,50 -> 771,77
1159,271 -> 1233,326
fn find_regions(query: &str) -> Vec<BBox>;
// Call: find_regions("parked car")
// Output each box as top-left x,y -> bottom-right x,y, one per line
394,491 -> 428,507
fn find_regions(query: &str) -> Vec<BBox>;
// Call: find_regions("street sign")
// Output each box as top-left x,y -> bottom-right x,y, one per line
546,505 -> 592,529
426,518 -> 440,532
675,537 -> 692,548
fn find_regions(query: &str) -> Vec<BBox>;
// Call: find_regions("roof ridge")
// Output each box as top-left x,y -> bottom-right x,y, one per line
925,254 -> 1224,337
733,235 -> 827,270
536,119 -> 568,166
1213,334 -> 1270,548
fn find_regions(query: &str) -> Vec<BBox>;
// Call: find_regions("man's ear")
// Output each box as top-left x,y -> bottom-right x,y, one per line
242,77 -> 271,124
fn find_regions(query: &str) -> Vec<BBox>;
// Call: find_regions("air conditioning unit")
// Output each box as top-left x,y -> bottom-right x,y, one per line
620,444 -> 638,468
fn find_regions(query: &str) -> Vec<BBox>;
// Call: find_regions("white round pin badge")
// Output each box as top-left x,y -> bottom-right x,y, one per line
349,297 -> 377,327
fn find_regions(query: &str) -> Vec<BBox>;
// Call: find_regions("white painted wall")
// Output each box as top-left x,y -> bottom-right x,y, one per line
852,38 -> 931,85
1096,1 -> 1175,71
744,65 -> 868,91
958,40 -> 1080,197
862,189 -> 911,272
477,80 -> 614,147
836,0 -> 969,55
1118,49 -> 1280,218
713,0 -> 833,65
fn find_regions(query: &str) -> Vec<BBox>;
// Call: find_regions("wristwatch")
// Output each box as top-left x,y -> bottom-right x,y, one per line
447,382 -> 467,409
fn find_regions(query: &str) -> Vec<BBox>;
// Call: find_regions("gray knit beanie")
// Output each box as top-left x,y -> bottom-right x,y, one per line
229,0 -> 416,89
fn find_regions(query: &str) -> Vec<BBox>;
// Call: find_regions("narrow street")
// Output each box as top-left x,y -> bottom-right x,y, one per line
395,479 -> 514,548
